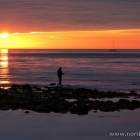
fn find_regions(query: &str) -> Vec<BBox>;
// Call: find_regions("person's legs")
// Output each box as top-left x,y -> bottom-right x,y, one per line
59,76 -> 62,84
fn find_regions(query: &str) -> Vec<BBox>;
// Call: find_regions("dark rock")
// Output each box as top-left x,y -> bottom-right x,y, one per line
58,105 -> 68,113
22,84 -> 32,92
36,105 -> 51,113
129,91 -> 138,96
0,108 -> 10,111
42,90 -> 52,94
32,86 -> 42,91
117,99 -> 130,104
1,86 -> 140,115
117,99 -> 130,110
36,87 -> 42,91
22,84 -> 31,89
50,83 -> 57,86
130,100 -> 140,106
11,84 -> 20,88
77,104 -> 89,115
106,91 -> 116,98
10,84 -> 21,91
93,89 -> 98,93
0,93 -> 14,99
105,100 -> 114,106
69,105 -> 79,114
24,111 -> 30,114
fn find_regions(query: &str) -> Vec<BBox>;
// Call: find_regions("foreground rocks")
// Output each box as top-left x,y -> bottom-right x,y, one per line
0,84 -> 140,115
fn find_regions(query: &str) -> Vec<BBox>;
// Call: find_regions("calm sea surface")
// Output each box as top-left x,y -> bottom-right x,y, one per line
0,109 -> 140,140
0,49 -> 140,92
0,49 -> 140,140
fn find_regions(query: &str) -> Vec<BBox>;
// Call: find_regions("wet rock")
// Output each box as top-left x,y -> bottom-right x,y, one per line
77,104 -> 89,115
117,99 -> 130,109
25,111 -> 30,114
69,105 -> 79,114
58,105 -> 69,113
10,84 -> 19,91
138,95 -> 140,98
50,83 -> 57,86
93,89 -> 98,93
32,85 -> 42,91
105,100 -> 114,105
130,100 -> 140,106
0,93 -> 14,99
77,95 -> 88,101
22,84 -> 32,92
99,101 -> 119,112
106,91 -> 117,98
0,107 -> 10,111
36,105 -> 51,113
117,99 -> 130,104
129,91 -> 138,96
11,84 -> 20,88
36,87 -> 42,91
42,89 -> 52,94
10,84 -> 22,92
1,85 -> 140,115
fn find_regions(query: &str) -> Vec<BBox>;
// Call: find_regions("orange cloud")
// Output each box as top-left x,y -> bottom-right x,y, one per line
0,29 -> 140,49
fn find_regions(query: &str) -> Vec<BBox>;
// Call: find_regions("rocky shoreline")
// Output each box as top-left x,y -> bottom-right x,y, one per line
0,83 -> 140,115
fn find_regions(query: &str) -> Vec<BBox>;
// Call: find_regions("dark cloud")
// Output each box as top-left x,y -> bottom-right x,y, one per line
0,0 -> 140,32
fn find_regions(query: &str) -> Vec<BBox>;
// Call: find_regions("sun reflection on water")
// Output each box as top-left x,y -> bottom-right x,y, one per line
0,49 -> 10,85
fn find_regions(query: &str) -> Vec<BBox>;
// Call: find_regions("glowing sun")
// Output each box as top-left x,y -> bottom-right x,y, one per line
0,33 -> 9,38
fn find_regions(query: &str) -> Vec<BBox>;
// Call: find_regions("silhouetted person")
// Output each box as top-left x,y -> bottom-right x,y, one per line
57,67 -> 64,85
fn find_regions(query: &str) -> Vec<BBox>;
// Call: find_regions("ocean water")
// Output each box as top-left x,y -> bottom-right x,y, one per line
1,49 -> 140,140
0,49 -> 140,93
0,109 -> 140,140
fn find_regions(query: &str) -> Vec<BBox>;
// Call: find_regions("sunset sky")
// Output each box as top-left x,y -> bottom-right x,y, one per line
0,0 -> 140,49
